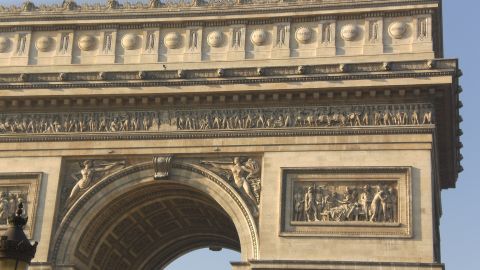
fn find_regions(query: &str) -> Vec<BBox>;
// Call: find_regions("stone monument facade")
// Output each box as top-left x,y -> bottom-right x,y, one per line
0,0 -> 461,269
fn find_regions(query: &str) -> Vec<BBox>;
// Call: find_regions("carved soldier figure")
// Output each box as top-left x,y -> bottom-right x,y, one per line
315,187 -> 324,220
360,185 -> 373,221
411,110 -> 419,125
69,160 -> 125,199
304,186 -> 319,222
386,187 -> 397,222
256,111 -> 265,128
383,111 -> 392,125
142,114 -> 150,131
131,113 -> 140,131
362,111 -> 369,126
374,111 -> 381,125
370,185 -> 386,222
244,112 -> 253,129
423,111 -> 432,124
400,111 -> 408,125
0,192 -> 8,224
8,193 -> 17,216
17,195 -> 27,216
293,188 -> 304,221
284,112 -> 292,127
98,115 -> 107,132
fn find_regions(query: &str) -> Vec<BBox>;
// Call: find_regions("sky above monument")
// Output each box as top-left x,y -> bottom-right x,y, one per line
0,0 -> 477,269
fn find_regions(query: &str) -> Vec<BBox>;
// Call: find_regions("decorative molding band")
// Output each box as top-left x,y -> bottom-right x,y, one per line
0,126 -> 435,143
0,1 -> 437,21
0,60 -> 457,90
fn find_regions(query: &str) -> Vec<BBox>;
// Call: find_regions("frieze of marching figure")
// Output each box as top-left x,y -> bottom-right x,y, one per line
0,188 -> 28,226
172,105 -> 433,130
0,0 -> 397,13
293,183 -> 398,223
200,157 -> 261,205
0,104 -> 433,135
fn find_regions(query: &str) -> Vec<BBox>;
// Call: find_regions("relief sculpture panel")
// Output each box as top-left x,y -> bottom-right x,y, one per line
0,173 -> 41,238
0,103 -> 433,136
282,167 -> 412,238
293,182 -> 398,223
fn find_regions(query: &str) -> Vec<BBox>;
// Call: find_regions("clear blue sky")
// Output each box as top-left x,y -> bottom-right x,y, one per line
1,1 -> 477,269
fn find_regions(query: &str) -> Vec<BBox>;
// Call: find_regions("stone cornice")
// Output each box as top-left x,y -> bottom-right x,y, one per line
0,59 -> 458,90
0,1 -> 439,24
0,125 -> 435,143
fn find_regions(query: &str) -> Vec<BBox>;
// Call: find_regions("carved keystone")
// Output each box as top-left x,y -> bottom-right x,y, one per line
153,155 -> 173,180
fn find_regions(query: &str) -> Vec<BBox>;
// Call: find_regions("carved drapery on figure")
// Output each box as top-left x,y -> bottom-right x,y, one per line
0,187 -> 28,225
293,182 -> 398,223
0,173 -> 41,239
282,167 -> 411,238
68,160 -> 125,200
0,103 -> 434,135
200,157 -> 261,205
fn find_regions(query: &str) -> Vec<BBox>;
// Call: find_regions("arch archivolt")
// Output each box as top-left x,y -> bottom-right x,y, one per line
50,160 -> 259,269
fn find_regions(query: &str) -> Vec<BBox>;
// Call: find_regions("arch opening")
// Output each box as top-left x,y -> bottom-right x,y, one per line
75,182 -> 240,270
165,247 -> 241,270
52,162 -> 258,269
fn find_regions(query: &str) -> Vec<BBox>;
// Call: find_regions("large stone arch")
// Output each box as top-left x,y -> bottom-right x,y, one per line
50,161 -> 259,269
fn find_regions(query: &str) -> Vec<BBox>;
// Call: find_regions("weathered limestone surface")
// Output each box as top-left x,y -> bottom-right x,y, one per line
0,0 -> 460,269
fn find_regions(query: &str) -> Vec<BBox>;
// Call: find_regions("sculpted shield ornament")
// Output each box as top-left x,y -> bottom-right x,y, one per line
295,27 -> 312,44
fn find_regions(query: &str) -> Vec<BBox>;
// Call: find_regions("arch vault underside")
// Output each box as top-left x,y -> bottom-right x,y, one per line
51,161 -> 258,270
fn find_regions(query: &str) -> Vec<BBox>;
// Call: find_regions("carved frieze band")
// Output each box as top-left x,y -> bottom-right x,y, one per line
0,103 -> 434,135
0,0 -> 434,15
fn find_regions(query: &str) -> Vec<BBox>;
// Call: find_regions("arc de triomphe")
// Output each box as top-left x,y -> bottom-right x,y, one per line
0,0 -> 461,269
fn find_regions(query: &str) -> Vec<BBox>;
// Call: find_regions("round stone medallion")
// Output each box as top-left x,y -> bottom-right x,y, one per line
36,36 -> 52,52
388,22 -> 408,39
250,29 -> 268,46
78,35 -> 96,51
0,37 -> 10,53
207,31 -> 223,48
164,32 -> 181,49
341,24 -> 359,41
295,27 -> 313,44
121,34 -> 138,50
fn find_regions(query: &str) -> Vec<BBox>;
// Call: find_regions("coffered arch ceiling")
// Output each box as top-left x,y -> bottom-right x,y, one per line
75,183 -> 240,270
52,162 -> 258,269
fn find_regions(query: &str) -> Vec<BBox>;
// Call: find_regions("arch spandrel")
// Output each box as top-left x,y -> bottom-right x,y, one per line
51,160 -> 259,269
